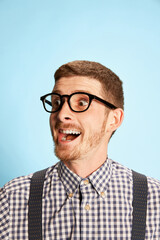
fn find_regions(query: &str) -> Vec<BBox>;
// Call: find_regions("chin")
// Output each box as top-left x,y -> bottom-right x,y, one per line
54,145 -> 81,162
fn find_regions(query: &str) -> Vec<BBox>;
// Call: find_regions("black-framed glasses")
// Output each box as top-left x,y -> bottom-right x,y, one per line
40,92 -> 117,113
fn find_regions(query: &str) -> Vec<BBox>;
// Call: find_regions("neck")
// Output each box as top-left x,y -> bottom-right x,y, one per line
62,146 -> 108,178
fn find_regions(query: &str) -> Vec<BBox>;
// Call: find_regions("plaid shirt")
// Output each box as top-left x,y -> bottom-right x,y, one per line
0,158 -> 160,239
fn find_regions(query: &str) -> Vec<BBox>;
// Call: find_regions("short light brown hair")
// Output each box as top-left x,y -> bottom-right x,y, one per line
54,60 -> 124,110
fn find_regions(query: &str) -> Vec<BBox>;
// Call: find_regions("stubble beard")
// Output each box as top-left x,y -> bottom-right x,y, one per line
53,118 -> 107,163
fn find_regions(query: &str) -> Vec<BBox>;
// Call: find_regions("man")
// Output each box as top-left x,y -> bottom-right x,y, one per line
0,60 -> 160,239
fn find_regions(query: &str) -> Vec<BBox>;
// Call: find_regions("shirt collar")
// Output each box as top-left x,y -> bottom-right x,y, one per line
58,158 -> 112,197
58,161 -> 82,195
88,158 -> 112,196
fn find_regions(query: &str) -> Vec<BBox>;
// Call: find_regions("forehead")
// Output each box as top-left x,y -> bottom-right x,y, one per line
53,76 -> 103,95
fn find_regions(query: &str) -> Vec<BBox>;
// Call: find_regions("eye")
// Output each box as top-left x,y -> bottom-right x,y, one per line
70,93 -> 90,111
79,99 -> 88,106
53,99 -> 61,106
51,98 -> 61,110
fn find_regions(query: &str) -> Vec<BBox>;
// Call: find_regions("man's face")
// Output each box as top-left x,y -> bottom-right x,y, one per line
50,76 -> 110,162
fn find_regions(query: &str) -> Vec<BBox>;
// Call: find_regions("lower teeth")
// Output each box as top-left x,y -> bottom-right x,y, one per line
62,133 -> 80,142
62,136 -> 79,142
62,137 -> 72,142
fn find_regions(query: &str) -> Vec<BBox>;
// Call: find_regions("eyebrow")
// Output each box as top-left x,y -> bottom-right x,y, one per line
52,90 -> 62,94
52,90 -> 93,95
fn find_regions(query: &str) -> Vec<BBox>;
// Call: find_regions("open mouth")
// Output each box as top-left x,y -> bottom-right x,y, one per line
58,129 -> 81,143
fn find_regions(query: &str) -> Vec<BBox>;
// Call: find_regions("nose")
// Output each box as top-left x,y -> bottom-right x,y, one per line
56,98 -> 73,122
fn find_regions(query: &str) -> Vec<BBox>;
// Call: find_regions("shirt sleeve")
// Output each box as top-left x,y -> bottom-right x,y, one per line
0,187 -> 9,239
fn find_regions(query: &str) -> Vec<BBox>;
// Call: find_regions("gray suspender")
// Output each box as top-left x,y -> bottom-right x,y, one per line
132,170 -> 148,239
28,168 -> 47,240
28,169 -> 148,240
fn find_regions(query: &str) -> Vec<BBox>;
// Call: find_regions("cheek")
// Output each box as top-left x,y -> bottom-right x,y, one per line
88,103 -> 106,120
79,115 -> 98,134
49,115 -> 52,128
49,114 -> 55,130
84,110 -> 105,127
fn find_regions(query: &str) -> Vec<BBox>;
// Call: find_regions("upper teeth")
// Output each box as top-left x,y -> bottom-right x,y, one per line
60,129 -> 81,135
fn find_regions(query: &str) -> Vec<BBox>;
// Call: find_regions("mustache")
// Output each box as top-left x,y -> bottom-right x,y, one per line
55,121 -> 82,132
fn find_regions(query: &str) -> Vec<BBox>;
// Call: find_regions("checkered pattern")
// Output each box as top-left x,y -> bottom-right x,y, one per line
0,158 -> 160,239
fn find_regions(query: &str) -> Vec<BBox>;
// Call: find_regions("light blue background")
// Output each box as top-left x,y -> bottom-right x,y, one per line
0,0 -> 160,187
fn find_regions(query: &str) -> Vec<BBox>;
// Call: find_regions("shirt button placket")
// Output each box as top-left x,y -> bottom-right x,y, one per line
83,179 -> 89,185
84,204 -> 90,211
100,191 -> 105,198
68,193 -> 73,198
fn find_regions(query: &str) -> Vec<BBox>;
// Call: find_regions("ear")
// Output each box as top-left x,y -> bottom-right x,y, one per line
106,108 -> 124,133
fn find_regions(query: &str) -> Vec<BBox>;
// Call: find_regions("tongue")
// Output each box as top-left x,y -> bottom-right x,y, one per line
66,134 -> 78,141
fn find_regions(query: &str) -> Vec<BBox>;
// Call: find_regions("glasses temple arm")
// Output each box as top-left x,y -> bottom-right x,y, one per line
94,96 -> 117,109
43,99 -> 52,107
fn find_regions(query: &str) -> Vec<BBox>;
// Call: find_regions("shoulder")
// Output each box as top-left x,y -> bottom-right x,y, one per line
3,174 -> 32,195
2,163 -> 59,198
110,158 -> 160,196
109,158 -> 133,183
147,176 -> 160,203
147,175 -> 160,190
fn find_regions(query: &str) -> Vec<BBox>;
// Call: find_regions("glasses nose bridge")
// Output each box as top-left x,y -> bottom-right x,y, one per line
60,94 -> 71,110
61,94 -> 70,103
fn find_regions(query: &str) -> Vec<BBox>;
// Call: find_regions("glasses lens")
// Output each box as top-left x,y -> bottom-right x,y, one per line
70,93 -> 90,112
44,94 -> 61,112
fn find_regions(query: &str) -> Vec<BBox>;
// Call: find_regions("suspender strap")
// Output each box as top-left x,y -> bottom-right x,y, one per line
131,170 -> 148,240
28,168 -> 48,240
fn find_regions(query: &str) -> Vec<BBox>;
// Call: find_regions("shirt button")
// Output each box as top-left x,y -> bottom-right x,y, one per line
84,204 -> 90,211
68,193 -> 73,198
100,192 -> 105,198
83,179 -> 89,185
